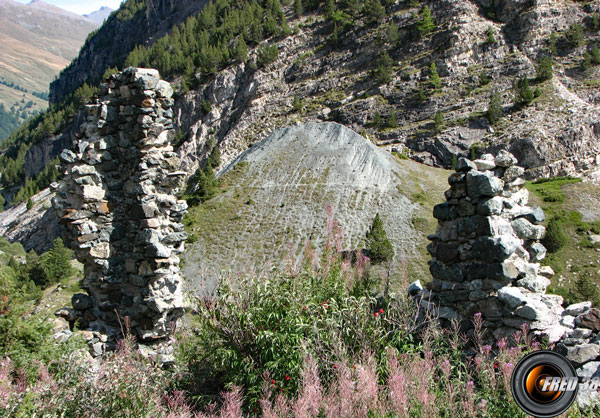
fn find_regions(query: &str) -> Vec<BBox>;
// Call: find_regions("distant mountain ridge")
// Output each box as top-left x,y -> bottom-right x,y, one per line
0,0 -> 98,131
84,6 -> 114,24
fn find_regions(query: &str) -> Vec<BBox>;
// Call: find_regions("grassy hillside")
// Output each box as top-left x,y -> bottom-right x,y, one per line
526,177 -> 600,306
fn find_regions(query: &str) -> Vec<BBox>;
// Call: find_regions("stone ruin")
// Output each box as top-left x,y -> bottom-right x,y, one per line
420,151 -> 566,343
412,151 -> 600,408
52,68 -> 188,361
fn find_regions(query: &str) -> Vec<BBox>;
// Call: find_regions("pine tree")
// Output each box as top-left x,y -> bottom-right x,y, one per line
233,37 -> 248,63
365,213 -> 394,263
416,6 -> 435,36
40,238 -> 74,287
294,0 -> 303,17
387,108 -> 398,128
374,51 -> 393,84
208,139 -> 221,168
548,33 -> 558,55
364,0 -> 385,25
487,90 -> 503,125
429,62 -> 442,90
373,112 -> 383,129
536,56 -> 553,81
325,0 -> 336,18
514,77 -> 533,105
592,45 -> 600,65
433,111 -> 444,133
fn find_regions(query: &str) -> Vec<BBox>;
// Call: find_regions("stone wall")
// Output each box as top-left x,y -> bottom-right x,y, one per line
422,151 -> 567,343
52,68 -> 187,358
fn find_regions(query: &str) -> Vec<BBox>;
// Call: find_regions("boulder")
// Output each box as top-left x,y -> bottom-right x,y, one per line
466,170 -> 504,198
566,302 -> 592,317
576,309 -> 600,332
494,150 -> 518,167
72,293 -> 94,310
511,218 -> 545,240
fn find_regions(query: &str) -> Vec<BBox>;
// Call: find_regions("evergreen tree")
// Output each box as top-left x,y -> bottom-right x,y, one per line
416,6 -> 435,36
294,0 -> 303,17
429,62 -> 442,90
387,108 -> 398,128
592,45 -> 600,65
373,112 -> 383,130
433,111 -> 444,133
536,56 -> 553,81
325,0 -> 336,18
208,140 -> 221,168
40,238 -> 74,287
514,77 -> 533,105
548,33 -> 558,55
365,213 -> 394,263
374,51 -> 393,84
487,90 -> 503,125
566,23 -> 584,48
363,0 -> 385,25
233,37 -> 248,63
386,24 -> 399,46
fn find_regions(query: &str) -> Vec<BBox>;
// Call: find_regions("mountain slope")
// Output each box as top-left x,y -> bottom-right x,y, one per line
183,122 -> 449,296
0,0 -> 97,128
49,0 -> 210,104
84,6 -> 114,24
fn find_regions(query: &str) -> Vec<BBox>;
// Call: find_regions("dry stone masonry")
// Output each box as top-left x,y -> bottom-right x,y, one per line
422,151 -> 566,343
52,68 -> 187,360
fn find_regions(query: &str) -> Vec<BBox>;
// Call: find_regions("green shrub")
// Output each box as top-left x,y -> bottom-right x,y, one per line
542,216 -> 569,252
486,26 -> 496,44
292,96 -> 303,112
548,32 -> 558,55
201,100 -> 212,115
576,273 -> 600,307
374,51 -> 393,84
566,23 -> 584,48
257,45 -> 279,68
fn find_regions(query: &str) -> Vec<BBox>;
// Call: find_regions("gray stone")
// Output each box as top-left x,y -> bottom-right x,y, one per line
466,170 -> 504,197
566,344 -> 600,366
566,302 -> 592,316
494,150 -> 518,167
522,206 -> 545,224
438,307 -> 457,320
503,166 -> 525,182
473,159 -> 496,171
515,299 -> 551,321
408,280 -> 423,296
511,218 -> 545,240
471,236 -> 519,262
576,309 -> 600,332
457,199 -> 475,216
498,287 -> 529,309
478,197 -> 504,216
456,157 -> 477,172
433,202 -> 458,221
561,315 -> 576,328
528,242 -> 547,261
72,293 -> 93,310
91,342 -> 104,357
145,243 -> 170,258
516,276 -> 551,293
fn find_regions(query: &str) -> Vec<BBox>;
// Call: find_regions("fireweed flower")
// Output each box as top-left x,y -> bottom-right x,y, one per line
482,345 -> 492,355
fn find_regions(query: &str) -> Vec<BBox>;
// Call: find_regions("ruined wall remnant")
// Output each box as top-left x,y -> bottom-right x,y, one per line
53,68 -> 188,352
422,151 -> 566,343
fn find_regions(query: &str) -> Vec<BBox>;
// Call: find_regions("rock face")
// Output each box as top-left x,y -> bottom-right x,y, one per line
53,68 -> 187,352
422,151 -> 567,343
